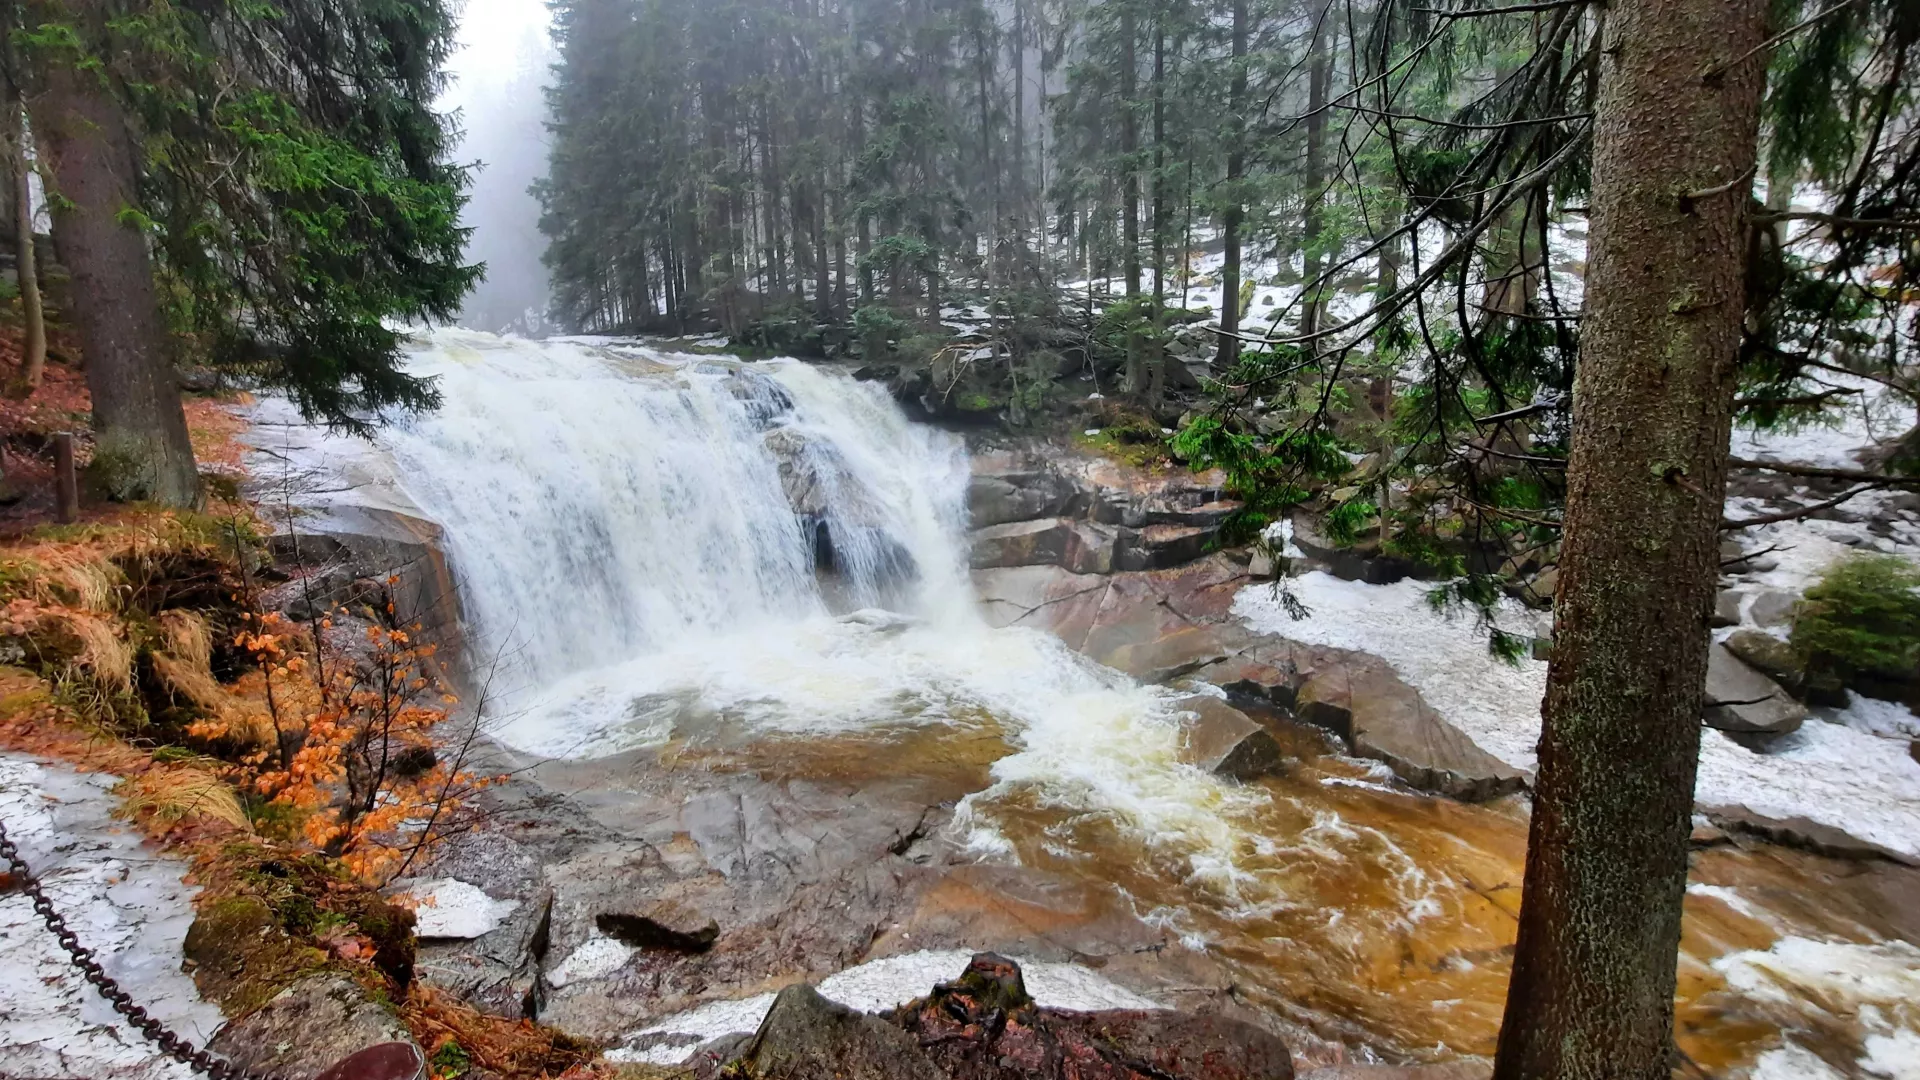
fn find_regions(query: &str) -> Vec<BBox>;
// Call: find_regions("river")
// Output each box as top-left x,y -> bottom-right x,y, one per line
250,327 -> 1920,1079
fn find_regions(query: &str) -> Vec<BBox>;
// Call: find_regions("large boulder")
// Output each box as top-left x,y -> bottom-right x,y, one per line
1116,524 -> 1217,572
727,983 -> 944,1080
209,973 -> 418,1080
968,468 -> 1087,528
1722,629 -> 1805,693
1291,653 -> 1527,802
1703,642 -> 1806,740
885,953 -> 1295,1080
1172,694 -> 1284,781
972,565 -> 1110,629
971,518 -> 1119,574
596,898 -> 720,952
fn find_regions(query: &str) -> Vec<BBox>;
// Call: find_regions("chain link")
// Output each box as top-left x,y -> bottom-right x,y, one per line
0,816 -> 263,1080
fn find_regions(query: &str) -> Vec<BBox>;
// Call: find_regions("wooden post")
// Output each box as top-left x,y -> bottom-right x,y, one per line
53,432 -> 77,523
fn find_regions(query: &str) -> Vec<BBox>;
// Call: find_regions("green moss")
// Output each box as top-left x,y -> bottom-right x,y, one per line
182,896 -> 331,1015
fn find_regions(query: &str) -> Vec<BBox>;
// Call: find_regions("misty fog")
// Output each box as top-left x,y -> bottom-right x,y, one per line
442,0 -> 554,333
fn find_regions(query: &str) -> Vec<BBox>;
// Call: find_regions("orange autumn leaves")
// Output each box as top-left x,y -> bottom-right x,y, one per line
194,585 -> 496,885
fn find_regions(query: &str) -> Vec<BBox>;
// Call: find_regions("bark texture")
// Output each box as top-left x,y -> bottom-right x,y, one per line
25,0 -> 200,507
1491,0 -> 1770,1076
7,96 -> 44,391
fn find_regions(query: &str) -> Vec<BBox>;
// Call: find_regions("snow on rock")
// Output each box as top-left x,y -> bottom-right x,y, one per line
1233,571 -> 1920,859
605,948 -> 1164,1066
0,754 -> 224,1080
398,878 -> 519,940
546,935 -> 634,988
1234,571 -> 1550,770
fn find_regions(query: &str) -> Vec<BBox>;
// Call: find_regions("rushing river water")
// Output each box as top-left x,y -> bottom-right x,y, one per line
302,328 -> 1920,1079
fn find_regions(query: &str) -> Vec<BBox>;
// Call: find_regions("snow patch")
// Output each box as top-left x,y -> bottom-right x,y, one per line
1233,571 -> 1920,858
399,878 -> 519,939
606,949 -> 1163,1066
546,936 -> 634,987
0,754 -> 224,1080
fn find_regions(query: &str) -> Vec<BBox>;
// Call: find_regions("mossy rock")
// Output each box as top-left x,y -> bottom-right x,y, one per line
343,895 -> 417,991
183,896 -> 330,1015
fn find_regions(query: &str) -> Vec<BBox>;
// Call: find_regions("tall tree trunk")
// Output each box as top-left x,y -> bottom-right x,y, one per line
1216,0 -> 1247,367
1121,5 -> 1141,301
1300,2 -> 1331,338
1011,0 -> 1027,241
8,96 -> 44,391
26,4 -> 199,507
1491,0 -> 1769,1074
1120,2 -> 1144,394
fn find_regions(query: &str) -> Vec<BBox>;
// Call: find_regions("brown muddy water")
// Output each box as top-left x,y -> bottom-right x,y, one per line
677,708 -> 1920,1079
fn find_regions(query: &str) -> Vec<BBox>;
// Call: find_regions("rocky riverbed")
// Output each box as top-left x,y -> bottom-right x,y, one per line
218,329 -> 1920,1080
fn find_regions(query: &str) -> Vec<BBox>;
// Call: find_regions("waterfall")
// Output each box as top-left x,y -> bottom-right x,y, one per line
379,330 -> 974,697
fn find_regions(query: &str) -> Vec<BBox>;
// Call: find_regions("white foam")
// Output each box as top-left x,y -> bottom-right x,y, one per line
1716,937 -> 1920,1079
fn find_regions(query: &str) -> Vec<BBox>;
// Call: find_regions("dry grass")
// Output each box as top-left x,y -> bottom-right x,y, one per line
52,609 -> 135,691
402,984 -> 595,1080
3,547 -> 125,612
116,765 -> 252,832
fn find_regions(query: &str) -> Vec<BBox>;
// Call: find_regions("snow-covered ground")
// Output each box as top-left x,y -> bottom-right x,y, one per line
602,948 -> 1163,1066
1233,364 -> 1920,859
0,754 -> 223,1080
1234,574 -> 1920,858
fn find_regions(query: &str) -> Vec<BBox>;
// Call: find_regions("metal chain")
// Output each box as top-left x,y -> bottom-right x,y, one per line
0,816 -> 261,1080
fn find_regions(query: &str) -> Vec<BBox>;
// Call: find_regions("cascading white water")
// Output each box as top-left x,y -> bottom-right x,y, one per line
378,329 -> 973,688
243,327 -> 1920,1073
374,331 -> 1289,886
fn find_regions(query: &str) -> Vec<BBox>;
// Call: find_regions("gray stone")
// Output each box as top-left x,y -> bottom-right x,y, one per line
1723,629 -> 1804,692
969,518 -> 1117,574
1713,589 -> 1745,628
1294,655 -> 1528,801
1172,694 -> 1284,781
1749,589 -> 1800,628
596,898 -> 720,952
1703,804 -> 1917,866
1248,546 -> 1277,579
966,468 -> 1083,528
209,973 -> 417,1080
728,984 -> 943,1080
1703,643 -> 1807,737
414,888 -> 553,1020
1115,523 -> 1216,571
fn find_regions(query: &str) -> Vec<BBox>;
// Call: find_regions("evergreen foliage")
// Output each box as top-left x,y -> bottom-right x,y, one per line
1792,553 -> 1920,689
16,0 -> 478,432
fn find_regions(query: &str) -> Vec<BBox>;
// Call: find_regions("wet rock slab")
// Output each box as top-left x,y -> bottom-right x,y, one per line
974,557 -> 1527,802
